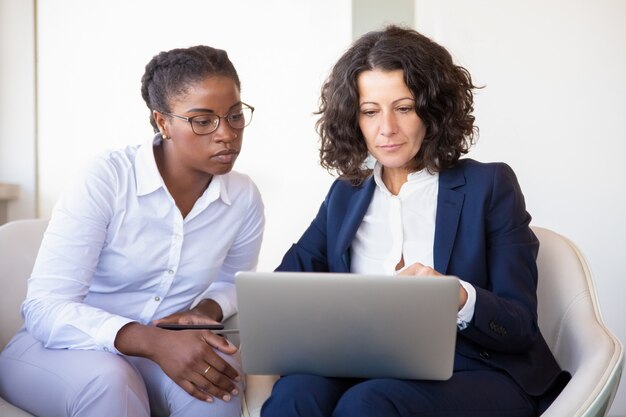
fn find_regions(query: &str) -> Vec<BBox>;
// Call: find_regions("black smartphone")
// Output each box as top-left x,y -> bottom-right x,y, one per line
156,323 -> 225,331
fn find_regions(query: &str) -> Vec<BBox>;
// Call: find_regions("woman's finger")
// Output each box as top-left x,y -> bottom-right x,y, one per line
202,331 -> 238,355
188,363 -> 238,402
179,379 -> 214,403
200,345 -> 241,384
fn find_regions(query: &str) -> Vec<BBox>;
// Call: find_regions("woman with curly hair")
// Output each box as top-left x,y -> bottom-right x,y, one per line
261,26 -> 568,417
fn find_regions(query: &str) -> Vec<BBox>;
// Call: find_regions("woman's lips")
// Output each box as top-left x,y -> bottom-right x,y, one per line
378,143 -> 403,151
212,149 -> 239,163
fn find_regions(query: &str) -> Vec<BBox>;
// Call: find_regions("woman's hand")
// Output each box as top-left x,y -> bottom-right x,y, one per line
115,322 -> 240,403
397,262 -> 468,311
151,328 -> 240,403
152,299 -> 224,326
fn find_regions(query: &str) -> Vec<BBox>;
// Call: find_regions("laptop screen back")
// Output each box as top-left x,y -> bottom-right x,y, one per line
235,272 -> 458,380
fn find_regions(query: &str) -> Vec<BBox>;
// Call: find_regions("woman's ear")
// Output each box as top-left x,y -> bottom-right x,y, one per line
153,110 -> 168,137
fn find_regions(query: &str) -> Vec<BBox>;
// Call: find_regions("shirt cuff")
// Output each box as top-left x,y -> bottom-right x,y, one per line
457,280 -> 476,330
94,316 -> 135,355
201,291 -> 237,322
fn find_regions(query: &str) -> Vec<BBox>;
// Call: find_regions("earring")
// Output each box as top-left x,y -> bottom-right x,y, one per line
161,132 -> 169,140
234,133 -> 238,139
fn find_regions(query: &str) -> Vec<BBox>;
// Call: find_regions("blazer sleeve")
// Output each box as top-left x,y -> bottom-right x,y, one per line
458,163 -> 540,353
276,184 -> 335,272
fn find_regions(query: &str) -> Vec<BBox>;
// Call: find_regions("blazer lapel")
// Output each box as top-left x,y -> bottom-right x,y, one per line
335,178 -> 376,271
434,165 -> 466,273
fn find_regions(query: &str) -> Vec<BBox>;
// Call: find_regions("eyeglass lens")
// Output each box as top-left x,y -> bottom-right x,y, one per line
190,108 -> 253,135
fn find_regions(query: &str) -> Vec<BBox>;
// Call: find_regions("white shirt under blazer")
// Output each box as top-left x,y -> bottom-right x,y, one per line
351,163 -> 476,327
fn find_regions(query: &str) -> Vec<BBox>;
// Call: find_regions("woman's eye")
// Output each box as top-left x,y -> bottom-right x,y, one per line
193,118 -> 213,126
396,106 -> 414,113
361,110 -> 378,117
229,113 -> 243,122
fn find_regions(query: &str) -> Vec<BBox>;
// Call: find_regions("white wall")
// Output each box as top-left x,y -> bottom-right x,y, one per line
0,0 -> 36,219
415,1 -> 626,415
352,0 -> 414,39
35,0 -> 350,271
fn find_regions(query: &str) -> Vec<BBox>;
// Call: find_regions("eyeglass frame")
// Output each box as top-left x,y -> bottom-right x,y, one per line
159,102 -> 255,136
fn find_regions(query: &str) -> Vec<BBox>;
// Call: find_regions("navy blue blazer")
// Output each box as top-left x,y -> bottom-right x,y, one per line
277,158 -> 568,397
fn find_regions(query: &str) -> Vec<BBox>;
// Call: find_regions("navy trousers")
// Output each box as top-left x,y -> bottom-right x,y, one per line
261,370 -> 537,417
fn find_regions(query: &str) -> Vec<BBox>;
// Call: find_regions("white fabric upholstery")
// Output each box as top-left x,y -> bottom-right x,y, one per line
1,220 -> 622,417
533,226 -> 623,417
0,219 -> 46,417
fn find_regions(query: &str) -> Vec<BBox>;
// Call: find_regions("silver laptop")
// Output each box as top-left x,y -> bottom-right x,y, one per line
235,271 -> 459,380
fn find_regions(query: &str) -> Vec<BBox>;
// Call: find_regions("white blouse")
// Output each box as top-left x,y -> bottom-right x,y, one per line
22,135 -> 265,353
351,163 -> 475,328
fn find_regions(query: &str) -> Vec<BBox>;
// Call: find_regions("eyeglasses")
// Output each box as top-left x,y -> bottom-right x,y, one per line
161,103 -> 254,135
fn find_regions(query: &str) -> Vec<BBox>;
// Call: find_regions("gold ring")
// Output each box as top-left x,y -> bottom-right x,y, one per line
204,365 -> 211,374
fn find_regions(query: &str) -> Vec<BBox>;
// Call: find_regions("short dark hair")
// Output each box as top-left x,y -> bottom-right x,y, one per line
141,45 -> 240,132
317,25 -> 479,184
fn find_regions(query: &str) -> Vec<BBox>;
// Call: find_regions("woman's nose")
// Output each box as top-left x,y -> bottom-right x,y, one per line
379,111 -> 398,137
213,118 -> 239,143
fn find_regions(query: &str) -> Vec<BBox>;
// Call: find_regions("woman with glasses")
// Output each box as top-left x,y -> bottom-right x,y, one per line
0,45 -> 263,417
261,26 -> 569,417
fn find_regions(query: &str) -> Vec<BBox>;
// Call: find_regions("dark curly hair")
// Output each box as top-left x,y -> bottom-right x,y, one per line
317,25 -> 479,184
141,45 -> 240,133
